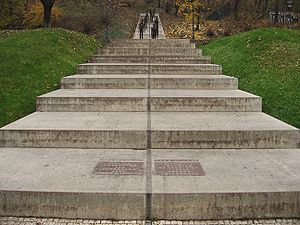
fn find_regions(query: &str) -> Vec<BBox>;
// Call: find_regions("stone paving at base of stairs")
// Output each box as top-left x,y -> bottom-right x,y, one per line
0,217 -> 299,225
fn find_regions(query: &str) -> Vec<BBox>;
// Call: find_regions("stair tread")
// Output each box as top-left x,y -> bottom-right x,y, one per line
63,74 -> 234,79
39,89 -> 258,98
1,112 -> 297,131
0,147 -> 299,193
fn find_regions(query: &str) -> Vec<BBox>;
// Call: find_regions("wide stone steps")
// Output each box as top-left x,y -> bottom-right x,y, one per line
88,55 -> 211,64
61,74 -> 238,90
36,89 -> 262,112
0,147 -> 299,219
1,112 -> 299,149
108,42 -> 195,48
109,39 -> 194,48
97,47 -> 202,56
1,12 -> 300,221
77,63 -> 222,75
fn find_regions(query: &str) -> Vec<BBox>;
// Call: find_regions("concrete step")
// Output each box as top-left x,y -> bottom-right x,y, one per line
97,48 -> 202,56
0,147 -> 299,219
88,55 -> 211,64
150,112 -> 300,149
110,39 -> 193,48
0,112 -> 299,149
36,89 -> 262,112
0,112 -> 147,149
77,63 -> 222,75
61,74 -> 238,90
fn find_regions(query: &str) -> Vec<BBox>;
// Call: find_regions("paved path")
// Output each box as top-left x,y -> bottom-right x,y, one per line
133,13 -> 165,39
0,217 -> 299,225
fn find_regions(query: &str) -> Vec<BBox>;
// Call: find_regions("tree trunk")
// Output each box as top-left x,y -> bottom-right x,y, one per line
40,0 -> 55,28
255,0 -> 264,19
264,0 -> 268,19
195,8 -> 200,31
274,0 -> 279,23
158,0 -> 161,7
233,0 -> 242,20
174,0 -> 179,16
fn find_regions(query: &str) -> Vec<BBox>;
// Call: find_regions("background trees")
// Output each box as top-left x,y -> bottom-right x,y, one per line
0,0 -> 299,41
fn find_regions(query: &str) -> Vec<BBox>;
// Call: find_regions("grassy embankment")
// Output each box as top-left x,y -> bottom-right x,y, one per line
0,28 -> 101,127
202,28 -> 300,128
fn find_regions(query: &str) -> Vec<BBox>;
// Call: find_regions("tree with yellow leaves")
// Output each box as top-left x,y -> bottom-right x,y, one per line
176,0 -> 204,31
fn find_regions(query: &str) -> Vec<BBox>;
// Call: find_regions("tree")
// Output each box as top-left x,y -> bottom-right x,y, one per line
176,0 -> 202,29
233,0 -> 241,20
274,0 -> 279,23
40,0 -> 56,27
0,0 -> 24,29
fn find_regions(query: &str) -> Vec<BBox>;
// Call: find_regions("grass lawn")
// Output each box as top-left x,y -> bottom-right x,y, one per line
202,28 -> 300,128
0,28 -> 101,127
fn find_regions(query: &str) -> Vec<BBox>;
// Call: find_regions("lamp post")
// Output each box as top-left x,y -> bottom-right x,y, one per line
286,0 -> 294,28
105,0 -> 111,43
190,0 -> 195,42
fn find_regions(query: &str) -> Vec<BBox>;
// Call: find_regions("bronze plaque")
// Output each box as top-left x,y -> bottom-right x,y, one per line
93,161 -> 144,175
154,159 -> 205,176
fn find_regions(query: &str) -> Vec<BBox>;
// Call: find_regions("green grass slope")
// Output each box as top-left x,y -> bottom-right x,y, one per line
202,28 -> 300,128
0,29 -> 101,127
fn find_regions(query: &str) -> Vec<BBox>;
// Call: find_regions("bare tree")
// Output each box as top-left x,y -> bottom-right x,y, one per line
274,0 -> 279,23
233,0 -> 242,20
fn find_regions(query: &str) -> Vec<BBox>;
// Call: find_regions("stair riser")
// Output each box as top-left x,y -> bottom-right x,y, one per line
0,191 -> 298,220
61,78 -> 238,90
151,97 -> 262,112
112,39 -> 191,43
36,97 -> 262,112
152,192 -> 299,220
89,57 -> 211,64
109,43 -> 195,48
0,191 -> 145,219
150,78 -> 238,89
62,78 -> 148,89
97,48 -> 202,56
1,130 -> 298,149
77,65 -> 222,75
152,130 -> 300,149
0,130 -> 147,149
36,98 -> 147,112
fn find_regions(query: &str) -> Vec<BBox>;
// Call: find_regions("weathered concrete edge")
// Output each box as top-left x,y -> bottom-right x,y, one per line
0,191 -> 299,220
0,190 -> 145,219
152,192 -> 300,220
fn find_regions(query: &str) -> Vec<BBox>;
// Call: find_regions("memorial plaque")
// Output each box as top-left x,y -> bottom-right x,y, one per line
154,159 -> 205,176
93,160 -> 144,175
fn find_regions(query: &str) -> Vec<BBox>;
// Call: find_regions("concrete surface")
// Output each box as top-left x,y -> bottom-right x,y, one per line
36,89 -> 261,112
1,13 -> 300,220
0,148 -> 299,219
97,48 -> 202,56
77,63 -> 222,75
1,112 -> 299,149
1,217 -> 298,225
88,55 -> 211,64
0,112 -> 147,149
151,112 -> 300,149
61,74 -> 238,90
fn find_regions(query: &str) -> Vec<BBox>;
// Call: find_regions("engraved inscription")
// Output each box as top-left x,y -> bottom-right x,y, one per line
154,159 -> 205,176
93,161 -> 144,175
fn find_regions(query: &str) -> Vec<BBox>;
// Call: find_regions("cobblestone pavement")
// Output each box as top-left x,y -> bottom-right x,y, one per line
0,217 -> 299,225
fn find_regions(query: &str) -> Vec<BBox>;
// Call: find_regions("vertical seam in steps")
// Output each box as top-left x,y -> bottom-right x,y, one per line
145,39 -> 153,224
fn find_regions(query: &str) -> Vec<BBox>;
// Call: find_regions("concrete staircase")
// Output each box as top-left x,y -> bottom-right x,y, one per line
0,15 -> 300,220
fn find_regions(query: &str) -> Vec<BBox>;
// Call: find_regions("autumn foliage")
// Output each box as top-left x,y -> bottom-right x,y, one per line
23,1 -> 61,28
0,0 -> 61,29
